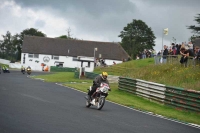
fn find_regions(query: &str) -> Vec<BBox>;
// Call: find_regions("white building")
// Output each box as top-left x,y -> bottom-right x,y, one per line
21,36 -> 130,72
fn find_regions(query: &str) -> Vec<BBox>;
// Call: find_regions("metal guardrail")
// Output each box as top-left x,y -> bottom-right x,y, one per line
118,77 -> 166,102
118,77 -> 200,112
165,86 -> 200,112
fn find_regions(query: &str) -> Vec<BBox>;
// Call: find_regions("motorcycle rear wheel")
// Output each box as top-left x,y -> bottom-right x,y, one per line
97,97 -> 105,110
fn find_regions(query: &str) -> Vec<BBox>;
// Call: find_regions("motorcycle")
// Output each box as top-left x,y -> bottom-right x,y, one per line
21,68 -> 25,74
27,68 -> 31,75
85,83 -> 110,110
2,68 -> 10,73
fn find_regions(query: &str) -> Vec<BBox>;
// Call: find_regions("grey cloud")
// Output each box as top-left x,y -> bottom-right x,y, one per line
35,19 -> 46,27
14,0 -> 137,41
140,0 -> 200,7
14,0 -> 135,17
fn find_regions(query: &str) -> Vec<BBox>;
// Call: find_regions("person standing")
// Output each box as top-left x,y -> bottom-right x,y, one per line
162,45 -> 168,63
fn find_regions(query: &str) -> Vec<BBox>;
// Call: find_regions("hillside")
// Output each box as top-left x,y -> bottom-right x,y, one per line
94,58 -> 200,91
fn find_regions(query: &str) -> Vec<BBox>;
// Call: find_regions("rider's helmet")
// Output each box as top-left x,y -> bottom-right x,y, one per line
101,72 -> 108,80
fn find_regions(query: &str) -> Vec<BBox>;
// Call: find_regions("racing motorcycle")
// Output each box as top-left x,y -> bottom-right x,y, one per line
21,68 -> 25,74
2,67 -> 10,73
27,68 -> 31,75
85,83 -> 110,110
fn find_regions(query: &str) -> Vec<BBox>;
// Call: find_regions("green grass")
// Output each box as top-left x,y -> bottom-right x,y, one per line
32,72 -> 93,83
94,58 -> 200,91
32,72 -> 200,125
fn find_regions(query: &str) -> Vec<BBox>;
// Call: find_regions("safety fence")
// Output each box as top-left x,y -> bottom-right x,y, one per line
50,66 -> 76,72
118,77 -> 200,112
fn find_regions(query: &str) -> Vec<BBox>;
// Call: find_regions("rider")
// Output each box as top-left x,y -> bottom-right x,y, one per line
21,65 -> 25,72
87,72 -> 110,100
27,66 -> 31,69
26,66 -> 31,72
2,65 -> 6,71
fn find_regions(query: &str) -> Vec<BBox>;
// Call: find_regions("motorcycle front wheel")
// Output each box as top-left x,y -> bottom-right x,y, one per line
97,96 -> 105,110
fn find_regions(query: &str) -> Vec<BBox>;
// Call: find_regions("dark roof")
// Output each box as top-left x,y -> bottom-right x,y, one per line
22,36 -> 129,61
194,38 -> 200,47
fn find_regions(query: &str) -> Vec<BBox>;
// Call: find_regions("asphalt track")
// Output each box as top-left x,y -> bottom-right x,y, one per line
0,70 -> 199,133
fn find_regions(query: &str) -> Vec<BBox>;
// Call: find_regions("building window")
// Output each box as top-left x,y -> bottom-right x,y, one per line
52,55 -> 59,60
72,57 -> 78,61
34,54 -> 39,58
28,54 -> 33,58
28,54 -> 39,58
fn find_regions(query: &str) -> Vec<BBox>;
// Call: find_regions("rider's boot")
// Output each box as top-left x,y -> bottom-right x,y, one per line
90,99 -> 95,105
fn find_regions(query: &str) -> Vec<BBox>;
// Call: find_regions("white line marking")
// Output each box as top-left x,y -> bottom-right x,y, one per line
20,93 -> 55,103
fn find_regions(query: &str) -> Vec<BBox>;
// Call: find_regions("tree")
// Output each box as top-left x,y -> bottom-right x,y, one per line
0,31 -> 16,60
119,19 -> 156,59
57,35 -> 69,39
57,27 -> 79,40
188,14 -> 200,35
187,14 -> 200,43
14,28 -> 46,60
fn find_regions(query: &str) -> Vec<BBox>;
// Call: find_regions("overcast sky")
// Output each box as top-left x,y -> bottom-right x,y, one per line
0,0 -> 200,52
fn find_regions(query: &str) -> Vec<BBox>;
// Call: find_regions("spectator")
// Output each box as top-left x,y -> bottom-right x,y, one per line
172,43 -> 176,55
168,46 -> 173,55
175,44 -> 179,55
157,51 -> 161,56
162,45 -> 168,63
187,42 -> 194,56
194,46 -> 200,66
136,55 -> 140,60
152,49 -> 157,57
142,49 -> 146,59
188,42 -> 193,51
96,60 -> 101,67
180,46 -> 189,66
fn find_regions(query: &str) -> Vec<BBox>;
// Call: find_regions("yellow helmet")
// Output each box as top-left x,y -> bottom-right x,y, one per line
102,72 -> 108,80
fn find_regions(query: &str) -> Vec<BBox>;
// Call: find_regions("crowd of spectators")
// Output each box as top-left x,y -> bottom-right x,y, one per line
135,41 -> 200,66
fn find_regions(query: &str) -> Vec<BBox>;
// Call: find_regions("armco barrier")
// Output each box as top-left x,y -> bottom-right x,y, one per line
136,79 -> 166,102
118,77 -> 200,112
50,66 -> 76,72
118,77 -> 166,102
165,86 -> 200,112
